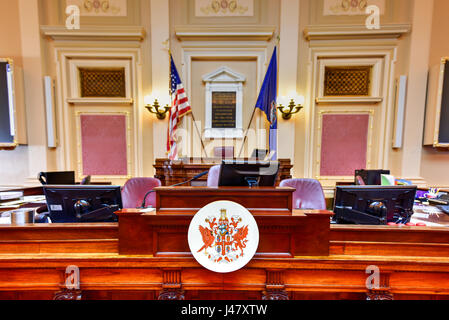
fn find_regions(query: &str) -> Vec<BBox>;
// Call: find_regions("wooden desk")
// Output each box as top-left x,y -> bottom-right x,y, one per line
0,186 -> 43,196
1,187 -> 449,300
154,158 -> 293,186
155,186 -> 293,215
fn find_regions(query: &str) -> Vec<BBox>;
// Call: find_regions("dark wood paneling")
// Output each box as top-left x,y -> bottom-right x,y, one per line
155,187 -> 293,215
154,158 -> 293,186
117,211 -> 332,257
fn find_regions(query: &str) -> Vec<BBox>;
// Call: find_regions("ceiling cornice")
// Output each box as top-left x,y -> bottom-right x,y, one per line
40,25 -> 146,42
304,24 -> 411,41
175,25 -> 276,42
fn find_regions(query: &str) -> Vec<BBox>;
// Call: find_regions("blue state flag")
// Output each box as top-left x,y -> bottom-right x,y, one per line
255,47 -> 278,159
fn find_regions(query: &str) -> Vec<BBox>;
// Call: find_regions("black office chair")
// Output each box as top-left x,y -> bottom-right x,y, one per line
38,171 -> 75,185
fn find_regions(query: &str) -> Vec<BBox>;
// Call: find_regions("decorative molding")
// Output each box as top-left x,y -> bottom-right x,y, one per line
175,25 -> 275,41
366,290 -> 394,300
66,0 -> 128,17
54,289 -> 82,300
67,98 -> 133,105
316,97 -> 383,104
304,24 -> 411,41
159,269 -> 184,301
366,272 -> 393,300
202,66 -> 246,83
41,25 -> 146,42
195,0 -> 254,17
262,290 -> 289,300
262,270 -> 289,300
162,269 -> 182,289
323,0 -> 386,16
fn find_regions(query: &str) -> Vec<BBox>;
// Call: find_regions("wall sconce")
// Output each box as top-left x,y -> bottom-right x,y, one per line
277,95 -> 304,120
145,96 -> 171,120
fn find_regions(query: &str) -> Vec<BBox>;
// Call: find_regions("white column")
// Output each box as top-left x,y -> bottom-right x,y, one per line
150,0 -> 170,160
400,0 -> 434,183
278,0 -> 300,162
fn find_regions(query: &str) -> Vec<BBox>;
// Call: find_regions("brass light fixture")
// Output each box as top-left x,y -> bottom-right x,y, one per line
145,98 -> 170,120
277,96 -> 304,120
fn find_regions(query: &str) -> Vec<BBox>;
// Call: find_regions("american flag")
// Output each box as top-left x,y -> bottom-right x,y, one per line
167,54 -> 192,160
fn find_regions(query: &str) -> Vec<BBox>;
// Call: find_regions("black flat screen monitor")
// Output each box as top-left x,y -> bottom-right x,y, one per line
43,185 -> 122,223
355,169 -> 390,185
251,149 -> 268,160
218,160 -> 280,187
333,185 -> 417,225
38,171 -> 76,185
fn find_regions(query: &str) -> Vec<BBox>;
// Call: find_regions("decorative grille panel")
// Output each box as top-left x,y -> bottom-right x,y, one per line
79,68 -> 126,98
324,66 -> 372,96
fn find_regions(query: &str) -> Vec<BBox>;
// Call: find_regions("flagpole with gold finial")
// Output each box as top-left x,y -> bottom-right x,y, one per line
167,44 -> 208,159
238,38 -> 280,159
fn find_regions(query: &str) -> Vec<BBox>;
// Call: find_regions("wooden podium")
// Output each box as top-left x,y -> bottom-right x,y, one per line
117,187 -> 333,259
116,187 -> 333,299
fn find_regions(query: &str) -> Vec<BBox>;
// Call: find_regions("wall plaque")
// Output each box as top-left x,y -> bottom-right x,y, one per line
203,67 -> 246,139
212,91 -> 236,129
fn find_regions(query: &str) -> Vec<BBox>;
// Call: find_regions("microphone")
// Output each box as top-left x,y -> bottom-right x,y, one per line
140,170 -> 210,208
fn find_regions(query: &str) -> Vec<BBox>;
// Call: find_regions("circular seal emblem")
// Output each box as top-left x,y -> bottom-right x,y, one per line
188,201 -> 259,273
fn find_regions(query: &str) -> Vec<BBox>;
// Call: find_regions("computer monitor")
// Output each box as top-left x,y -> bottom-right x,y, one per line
251,149 -> 268,160
218,160 -> 280,187
38,171 -> 75,185
355,169 -> 390,185
43,185 -> 122,223
333,185 -> 417,225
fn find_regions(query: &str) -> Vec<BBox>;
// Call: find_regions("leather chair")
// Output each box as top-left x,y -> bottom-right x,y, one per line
207,165 -> 221,187
280,179 -> 326,210
121,177 -> 161,209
